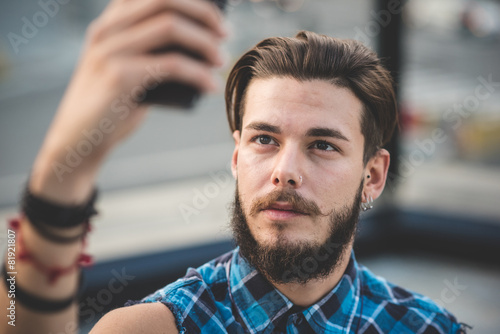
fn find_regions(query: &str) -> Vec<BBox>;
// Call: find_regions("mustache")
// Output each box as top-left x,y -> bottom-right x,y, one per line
248,188 -> 328,217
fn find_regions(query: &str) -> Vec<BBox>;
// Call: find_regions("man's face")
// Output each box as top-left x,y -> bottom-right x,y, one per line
230,77 -> 368,283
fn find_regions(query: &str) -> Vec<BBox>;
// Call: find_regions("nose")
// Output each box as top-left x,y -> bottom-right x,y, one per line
270,145 -> 303,188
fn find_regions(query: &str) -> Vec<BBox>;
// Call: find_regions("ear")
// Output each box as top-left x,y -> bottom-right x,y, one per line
231,130 -> 240,180
362,148 -> 390,203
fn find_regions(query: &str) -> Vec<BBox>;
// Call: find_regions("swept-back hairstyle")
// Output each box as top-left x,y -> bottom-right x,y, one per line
225,30 -> 398,164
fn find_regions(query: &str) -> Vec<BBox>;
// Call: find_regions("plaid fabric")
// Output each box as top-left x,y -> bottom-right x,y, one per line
131,248 -> 466,333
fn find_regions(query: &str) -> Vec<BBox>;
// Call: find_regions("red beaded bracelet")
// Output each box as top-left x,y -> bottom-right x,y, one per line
8,217 -> 93,285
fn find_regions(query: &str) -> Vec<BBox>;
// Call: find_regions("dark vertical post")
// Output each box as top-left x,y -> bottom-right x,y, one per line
376,0 -> 405,182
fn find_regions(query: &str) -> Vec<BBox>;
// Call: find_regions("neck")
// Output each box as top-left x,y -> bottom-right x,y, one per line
271,246 -> 353,307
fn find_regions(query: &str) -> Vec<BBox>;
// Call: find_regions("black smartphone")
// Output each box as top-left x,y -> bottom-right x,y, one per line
142,0 -> 228,108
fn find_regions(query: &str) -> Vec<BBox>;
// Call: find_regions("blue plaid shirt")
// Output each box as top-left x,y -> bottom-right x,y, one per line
129,248 -> 466,333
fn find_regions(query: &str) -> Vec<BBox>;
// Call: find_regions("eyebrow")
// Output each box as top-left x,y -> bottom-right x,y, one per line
245,122 -> 350,142
306,127 -> 349,141
245,122 -> 281,134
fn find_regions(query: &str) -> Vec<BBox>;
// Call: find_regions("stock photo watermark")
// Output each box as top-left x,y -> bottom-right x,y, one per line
387,74 -> 500,189
44,267 -> 136,334
4,228 -> 17,327
7,0 -> 73,54
434,276 -> 467,308
403,276 -> 468,330
51,65 -> 169,183
79,268 -> 136,324
178,163 -> 233,224
354,0 -> 405,46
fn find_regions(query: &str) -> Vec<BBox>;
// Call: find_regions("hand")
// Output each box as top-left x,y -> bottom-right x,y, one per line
30,0 -> 227,203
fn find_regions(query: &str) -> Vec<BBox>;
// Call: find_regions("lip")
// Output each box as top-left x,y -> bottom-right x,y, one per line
261,202 -> 307,221
262,209 -> 306,220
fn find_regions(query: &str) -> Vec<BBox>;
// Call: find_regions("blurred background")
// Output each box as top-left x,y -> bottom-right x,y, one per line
1,0 -> 499,332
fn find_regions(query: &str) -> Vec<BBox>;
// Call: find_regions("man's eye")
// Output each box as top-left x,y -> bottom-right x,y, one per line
313,141 -> 336,151
254,135 -> 276,145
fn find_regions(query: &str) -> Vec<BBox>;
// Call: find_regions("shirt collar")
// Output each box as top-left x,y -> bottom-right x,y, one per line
229,248 -> 360,334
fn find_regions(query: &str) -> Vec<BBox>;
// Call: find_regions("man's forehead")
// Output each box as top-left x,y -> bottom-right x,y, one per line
242,77 -> 364,137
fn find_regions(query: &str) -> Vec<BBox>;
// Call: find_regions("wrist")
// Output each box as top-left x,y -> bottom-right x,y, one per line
30,147 -> 103,205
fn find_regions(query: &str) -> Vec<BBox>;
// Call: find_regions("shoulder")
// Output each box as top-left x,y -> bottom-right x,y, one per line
90,303 -> 178,334
121,250 -> 235,333
358,264 -> 463,333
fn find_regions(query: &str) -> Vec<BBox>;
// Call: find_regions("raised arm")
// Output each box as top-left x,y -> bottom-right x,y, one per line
0,0 -> 226,332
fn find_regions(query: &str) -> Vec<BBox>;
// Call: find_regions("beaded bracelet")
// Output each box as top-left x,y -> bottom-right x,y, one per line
0,184 -> 98,312
9,218 -> 93,285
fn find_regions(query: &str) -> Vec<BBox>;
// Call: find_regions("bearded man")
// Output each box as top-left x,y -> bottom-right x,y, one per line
0,0 -> 465,333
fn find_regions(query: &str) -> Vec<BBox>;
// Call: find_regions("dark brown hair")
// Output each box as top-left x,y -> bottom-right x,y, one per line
225,30 -> 398,164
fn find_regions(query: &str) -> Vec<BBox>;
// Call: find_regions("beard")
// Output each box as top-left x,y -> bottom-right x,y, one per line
230,181 -> 363,285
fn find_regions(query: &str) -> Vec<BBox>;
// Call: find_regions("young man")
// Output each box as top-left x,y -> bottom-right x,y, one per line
0,0 -> 465,333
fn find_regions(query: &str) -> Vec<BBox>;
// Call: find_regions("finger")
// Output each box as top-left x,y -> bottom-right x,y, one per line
104,11 -> 225,66
94,0 -> 226,44
126,53 -> 219,94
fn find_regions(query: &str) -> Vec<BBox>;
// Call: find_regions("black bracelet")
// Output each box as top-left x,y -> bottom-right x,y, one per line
22,185 -> 98,228
21,184 -> 98,243
2,264 -> 83,313
28,219 -> 89,244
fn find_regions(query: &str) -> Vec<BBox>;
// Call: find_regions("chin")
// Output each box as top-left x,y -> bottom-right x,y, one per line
258,225 -> 321,248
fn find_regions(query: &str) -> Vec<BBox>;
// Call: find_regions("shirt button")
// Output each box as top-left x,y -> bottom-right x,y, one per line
295,315 -> 303,325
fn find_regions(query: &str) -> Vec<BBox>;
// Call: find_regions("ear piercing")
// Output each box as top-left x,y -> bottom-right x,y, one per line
362,176 -> 373,211
361,194 -> 374,211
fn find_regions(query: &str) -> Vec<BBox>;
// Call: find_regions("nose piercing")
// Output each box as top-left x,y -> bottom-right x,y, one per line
299,176 -> 303,183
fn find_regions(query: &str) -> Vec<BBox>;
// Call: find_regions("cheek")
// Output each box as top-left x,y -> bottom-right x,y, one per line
238,148 -> 273,185
314,161 -> 362,207
236,150 -> 271,210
